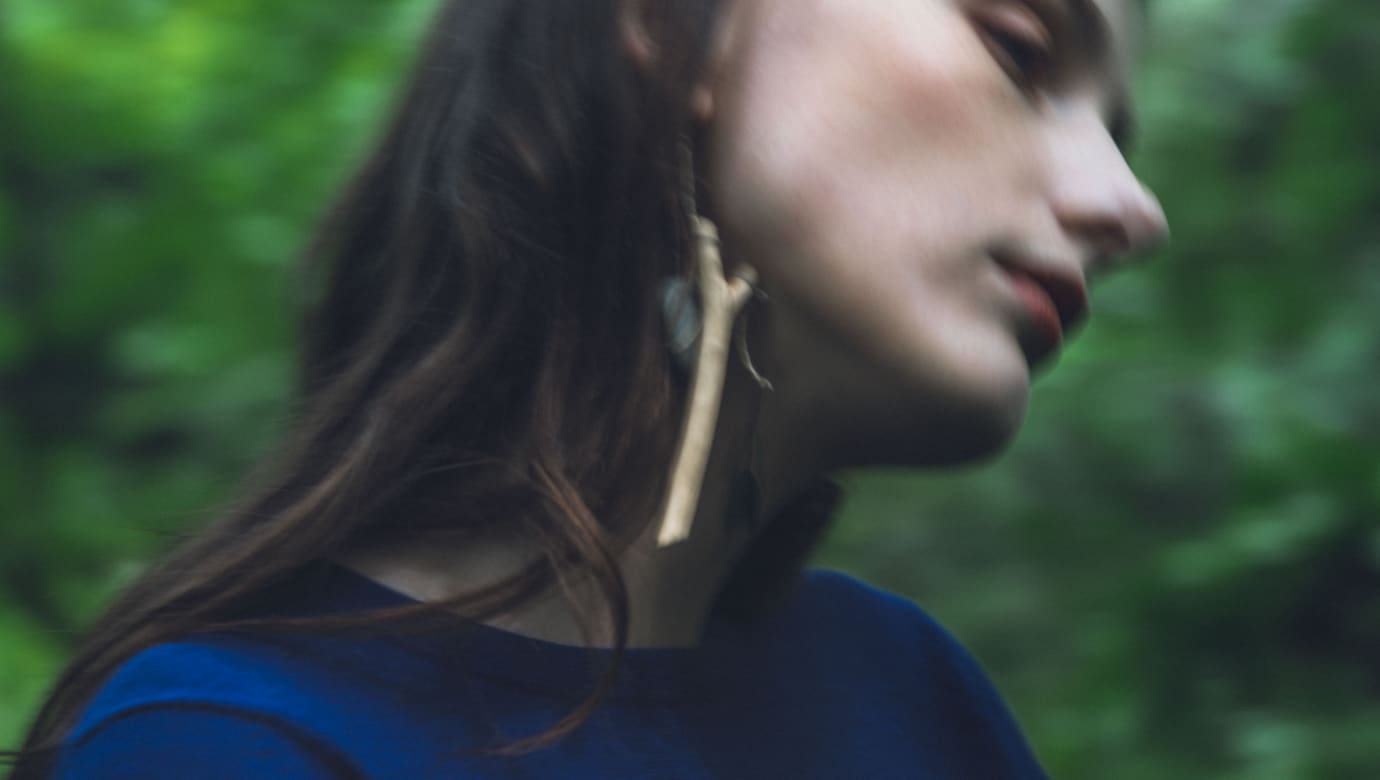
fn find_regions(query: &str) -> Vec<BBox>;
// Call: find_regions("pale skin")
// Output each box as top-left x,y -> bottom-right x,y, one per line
340,0 -> 1169,648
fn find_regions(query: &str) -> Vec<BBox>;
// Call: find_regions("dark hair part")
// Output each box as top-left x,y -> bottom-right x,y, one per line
3,0 -> 849,774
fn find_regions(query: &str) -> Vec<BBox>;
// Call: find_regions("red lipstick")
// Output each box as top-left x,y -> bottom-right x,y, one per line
1005,267 -> 1064,355
993,252 -> 1090,365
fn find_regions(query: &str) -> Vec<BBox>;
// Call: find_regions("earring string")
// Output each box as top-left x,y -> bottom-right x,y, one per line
655,139 -> 767,547
680,138 -> 772,391
735,290 -> 773,391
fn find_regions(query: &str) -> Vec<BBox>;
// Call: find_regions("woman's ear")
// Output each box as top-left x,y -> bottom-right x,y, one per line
618,0 -> 742,124
618,0 -> 659,72
690,3 -> 744,124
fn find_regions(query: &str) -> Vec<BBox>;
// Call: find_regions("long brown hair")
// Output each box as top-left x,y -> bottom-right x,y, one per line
3,0 -> 837,773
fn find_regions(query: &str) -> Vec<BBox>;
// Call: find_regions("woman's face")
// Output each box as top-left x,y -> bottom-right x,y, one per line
707,0 -> 1168,467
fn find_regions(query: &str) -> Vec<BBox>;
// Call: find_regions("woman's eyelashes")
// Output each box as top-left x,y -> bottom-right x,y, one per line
972,2 -> 1060,95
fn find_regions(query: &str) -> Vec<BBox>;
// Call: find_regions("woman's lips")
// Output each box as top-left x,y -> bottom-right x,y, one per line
1004,268 -> 1065,362
994,254 -> 1090,366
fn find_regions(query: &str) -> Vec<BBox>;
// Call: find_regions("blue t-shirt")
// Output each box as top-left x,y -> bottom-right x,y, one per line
56,564 -> 1047,778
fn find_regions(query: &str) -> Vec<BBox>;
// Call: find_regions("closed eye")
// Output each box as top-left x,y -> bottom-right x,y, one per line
972,3 -> 1058,95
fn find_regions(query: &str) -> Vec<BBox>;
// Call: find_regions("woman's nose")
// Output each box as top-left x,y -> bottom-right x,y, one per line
1050,114 -> 1169,260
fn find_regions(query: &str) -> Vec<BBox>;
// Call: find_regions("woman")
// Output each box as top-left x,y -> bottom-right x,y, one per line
10,0 -> 1167,777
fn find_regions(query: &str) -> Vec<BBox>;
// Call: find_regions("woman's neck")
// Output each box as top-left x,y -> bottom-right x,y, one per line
335,358 -> 815,649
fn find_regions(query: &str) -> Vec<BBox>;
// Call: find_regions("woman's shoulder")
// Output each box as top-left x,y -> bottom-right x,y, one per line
790,568 -> 961,650
92,636 -> 283,690
59,636 -> 370,779
70,634 -> 349,736
786,568 -> 1047,776
789,568 -> 1008,688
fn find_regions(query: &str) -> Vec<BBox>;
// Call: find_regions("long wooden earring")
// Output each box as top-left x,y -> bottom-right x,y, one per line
655,145 -> 760,547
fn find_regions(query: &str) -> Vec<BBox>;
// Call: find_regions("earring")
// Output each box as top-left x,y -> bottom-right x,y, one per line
655,143 -> 763,547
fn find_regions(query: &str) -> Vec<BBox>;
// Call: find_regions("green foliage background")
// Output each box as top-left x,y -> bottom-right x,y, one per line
2,0 -> 1376,776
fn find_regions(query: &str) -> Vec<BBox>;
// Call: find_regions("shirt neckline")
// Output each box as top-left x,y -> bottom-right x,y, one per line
282,560 -> 758,704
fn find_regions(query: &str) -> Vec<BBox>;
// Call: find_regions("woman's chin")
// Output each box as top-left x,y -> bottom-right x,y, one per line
941,388 -> 1030,464
906,348 -> 1033,463
827,369 -> 1031,470
914,388 -> 1028,466
775,320 -> 1036,471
